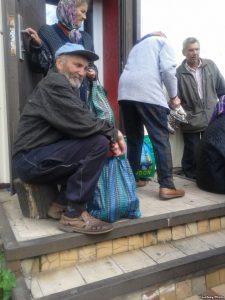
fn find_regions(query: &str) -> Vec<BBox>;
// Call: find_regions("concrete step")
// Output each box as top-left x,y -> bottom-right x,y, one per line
12,230 -> 225,300
183,282 -> 225,299
0,177 -> 225,276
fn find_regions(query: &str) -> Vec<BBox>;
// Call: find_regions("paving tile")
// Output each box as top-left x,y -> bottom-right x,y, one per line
197,220 -> 209,234
30,277 -> 44,298
172,225 -> 186,240
202,288 -> 219,296
111,292 -> 142,300
198,231 -> 225,248
157,228 -> 172,242
128,234 -> 144,250
183,196 -> 215,207
33,266 -> 85,296
143,243 -> 186,263
191,276 -> 206,295
171,236 -> 214,255
96,240 -> 113,259
142,288 -> 160,300
221,217 -> 225,229
206,270 -> 221,288
3,199 -> 62,241
176,279 -> 192,300
113,237 -> 129,254
41,252 -> 60,271
76,257 -> 123,283
183,296 -> 200,300
209,218 -> 221,232
212,283 -> 225,296
78,244 -> 96,263
159,284 -> 176,300
111,249 -> 156,273
143,232 -> 158,247
186,223 -> 198,237
219,268 -> 225,283
59,249 -> 78,268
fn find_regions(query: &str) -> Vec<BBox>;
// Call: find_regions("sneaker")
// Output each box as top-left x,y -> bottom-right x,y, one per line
159,187 -> 185,200
58,211 -> 113,235
48,202 -> 66,220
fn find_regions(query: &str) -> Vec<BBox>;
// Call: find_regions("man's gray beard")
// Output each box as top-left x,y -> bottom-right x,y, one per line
68,78 -> 82,89
63,72 -> 82,89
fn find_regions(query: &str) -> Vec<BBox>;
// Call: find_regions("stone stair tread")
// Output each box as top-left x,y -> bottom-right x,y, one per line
1,176 -> 225,262
23,230 -> 225,299
184,283 -> 225,299
2,177 -> 225,243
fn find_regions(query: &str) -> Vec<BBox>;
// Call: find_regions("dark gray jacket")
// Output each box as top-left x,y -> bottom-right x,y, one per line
176,58 -> 225,132
13,68 -> 117,156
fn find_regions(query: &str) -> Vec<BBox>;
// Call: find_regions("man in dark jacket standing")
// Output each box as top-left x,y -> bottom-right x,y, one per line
176,37 -> 225,179
13,43 -> 126,235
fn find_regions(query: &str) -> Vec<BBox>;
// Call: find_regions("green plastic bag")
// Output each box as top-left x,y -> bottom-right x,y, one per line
136,135 -> 156,179
88,81 -> 115,125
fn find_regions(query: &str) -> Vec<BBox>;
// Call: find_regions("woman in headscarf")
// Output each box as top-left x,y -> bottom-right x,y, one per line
196,96 -> 225,194
25,0 -> 96,101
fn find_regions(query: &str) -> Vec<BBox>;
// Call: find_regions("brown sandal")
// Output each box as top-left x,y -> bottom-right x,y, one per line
58,211 -> 113,235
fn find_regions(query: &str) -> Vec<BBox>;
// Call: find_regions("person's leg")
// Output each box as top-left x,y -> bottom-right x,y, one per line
136,103 -> 185,199
13,136 -> 113,233
137,103 -> 174,188
182,132 -> 201,179
14,136 -> 109,205
119,100 -> 144,181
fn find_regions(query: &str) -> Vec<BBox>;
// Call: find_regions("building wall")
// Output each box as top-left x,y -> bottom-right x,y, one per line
103,0 -> 119,125
0,3 -> 10,184
93,0 -> 103,84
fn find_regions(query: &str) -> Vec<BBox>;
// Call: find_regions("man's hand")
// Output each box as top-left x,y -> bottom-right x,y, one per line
110,130 -> 126,156
24,28 -> 42,46
169,96 -> 181,109
86,68 -> 96,80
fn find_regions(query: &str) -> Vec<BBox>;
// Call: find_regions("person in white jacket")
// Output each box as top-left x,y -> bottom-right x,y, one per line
118,32 -> 185,200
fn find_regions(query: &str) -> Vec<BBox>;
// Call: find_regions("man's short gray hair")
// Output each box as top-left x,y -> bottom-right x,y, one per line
183,37 -> 200,51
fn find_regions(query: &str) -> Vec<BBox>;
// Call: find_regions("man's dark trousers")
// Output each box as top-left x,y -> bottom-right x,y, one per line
120,100 -> 175,189
13,135 -> 109,206
182,131 -> 203,179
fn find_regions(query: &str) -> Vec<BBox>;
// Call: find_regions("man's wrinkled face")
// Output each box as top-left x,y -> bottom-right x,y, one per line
56,55 -> 88,88
183,42 -> 200,66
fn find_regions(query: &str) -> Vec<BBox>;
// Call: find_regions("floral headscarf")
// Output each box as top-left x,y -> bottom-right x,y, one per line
56,0 -> 82,43
210,95 -> 225,123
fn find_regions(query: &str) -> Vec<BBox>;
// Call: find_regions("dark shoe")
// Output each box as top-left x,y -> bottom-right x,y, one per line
48,202 -> 66,220
159,187 -> 185,200
58,211 -> 113,235
136,180 -> 147,188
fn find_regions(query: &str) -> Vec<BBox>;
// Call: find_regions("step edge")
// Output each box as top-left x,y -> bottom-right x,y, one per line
2,202 -> 225,261
13,245 -> 225,300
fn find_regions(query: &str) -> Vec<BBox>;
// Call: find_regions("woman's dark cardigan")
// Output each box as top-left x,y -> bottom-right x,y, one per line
29,24 -> 95,74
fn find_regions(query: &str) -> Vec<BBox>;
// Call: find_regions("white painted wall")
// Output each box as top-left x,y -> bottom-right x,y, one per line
0,4 -> 10,183
93,0 -> 103,83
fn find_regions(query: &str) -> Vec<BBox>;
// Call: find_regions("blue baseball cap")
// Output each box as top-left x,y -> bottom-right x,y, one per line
55,42 -> 99,61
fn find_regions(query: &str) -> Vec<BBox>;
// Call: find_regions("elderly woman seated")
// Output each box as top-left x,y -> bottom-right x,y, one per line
196,96 -> 225,194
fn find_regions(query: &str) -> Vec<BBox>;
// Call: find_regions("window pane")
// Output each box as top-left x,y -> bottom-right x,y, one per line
46,4 -> 57,25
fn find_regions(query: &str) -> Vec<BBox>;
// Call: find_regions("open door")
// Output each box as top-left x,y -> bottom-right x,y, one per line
2,0 -> 46,185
